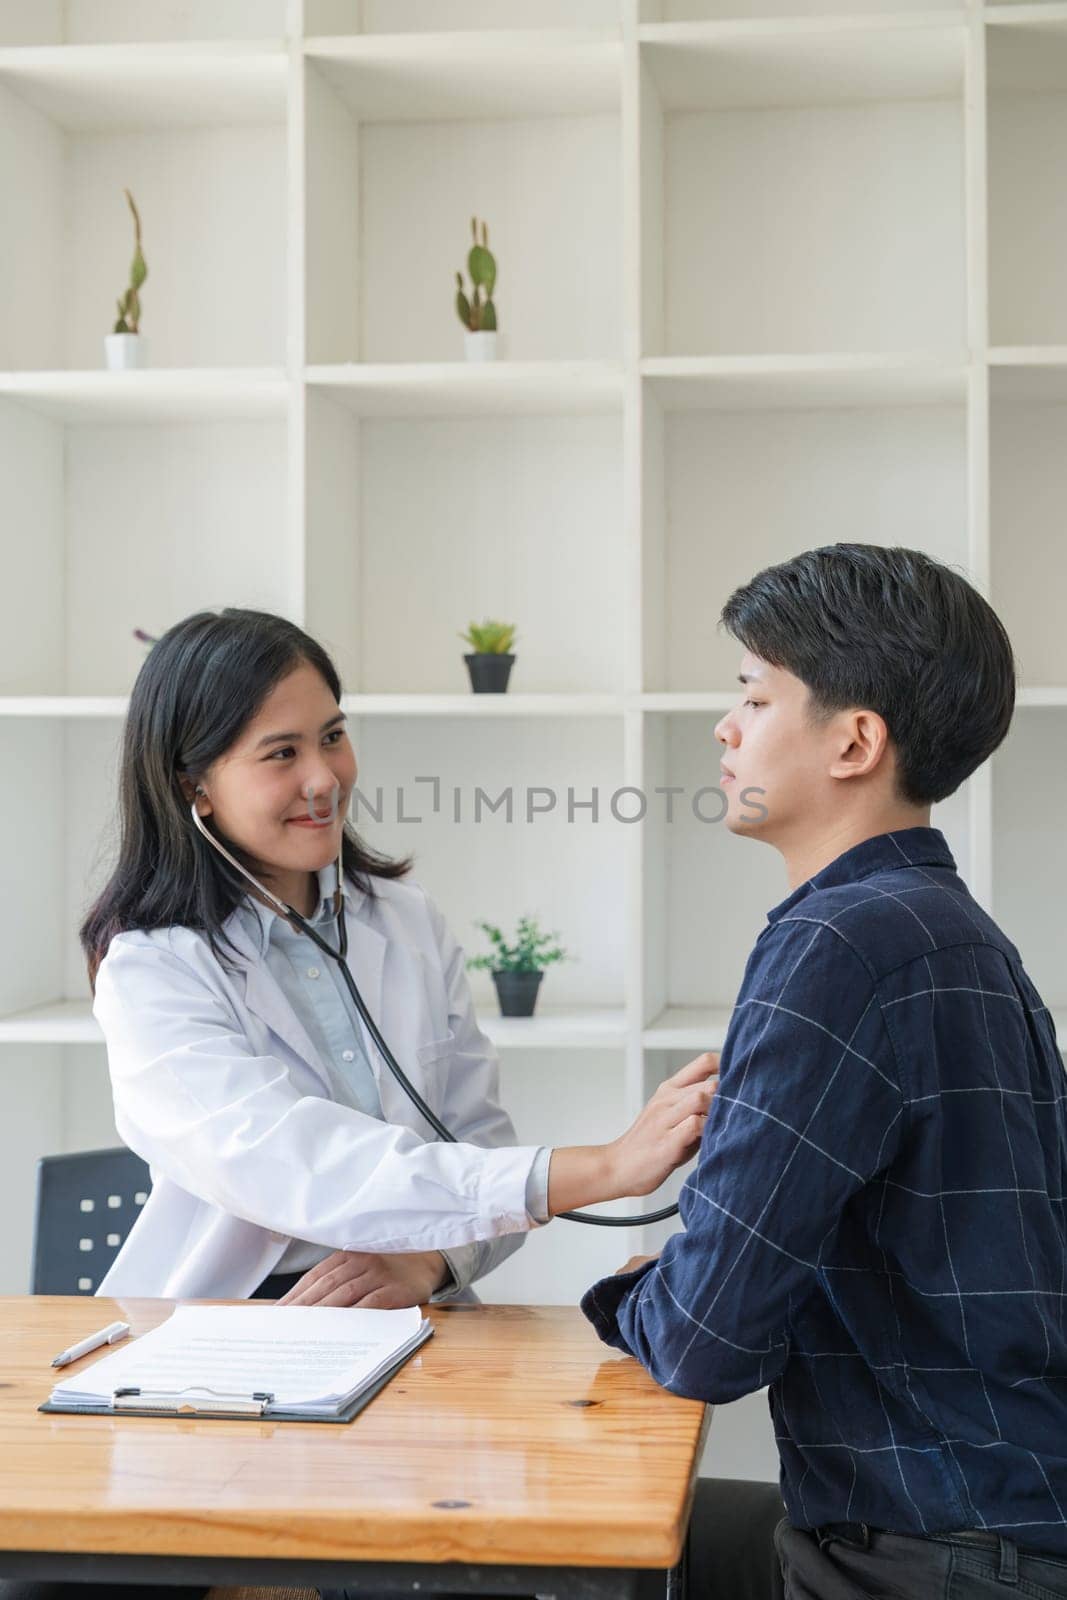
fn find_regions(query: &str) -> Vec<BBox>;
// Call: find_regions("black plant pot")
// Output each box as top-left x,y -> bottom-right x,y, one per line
492,969 -> 543,1018
465,653 -> 514,693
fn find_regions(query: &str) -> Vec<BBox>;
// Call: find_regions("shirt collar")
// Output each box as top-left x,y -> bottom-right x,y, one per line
766,826 -> 956,925
234,860 -> 341,959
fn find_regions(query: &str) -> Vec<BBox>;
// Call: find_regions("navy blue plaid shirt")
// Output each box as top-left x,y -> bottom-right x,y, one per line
582,828 -> 1067,1552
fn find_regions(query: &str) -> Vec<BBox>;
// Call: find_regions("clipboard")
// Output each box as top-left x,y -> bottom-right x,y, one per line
39,1319 -> 433,1424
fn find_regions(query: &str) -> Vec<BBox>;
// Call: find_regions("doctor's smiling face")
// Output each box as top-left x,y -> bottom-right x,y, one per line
186,661 -> 357,919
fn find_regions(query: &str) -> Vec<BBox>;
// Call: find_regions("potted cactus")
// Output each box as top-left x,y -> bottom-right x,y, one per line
459,619 -> 516,693
455,216 -> 498,362
105,189 -> 148,371
466,915 -> 569,1018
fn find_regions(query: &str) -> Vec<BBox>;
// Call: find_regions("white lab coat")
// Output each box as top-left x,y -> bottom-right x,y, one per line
93,874 -> 541,1299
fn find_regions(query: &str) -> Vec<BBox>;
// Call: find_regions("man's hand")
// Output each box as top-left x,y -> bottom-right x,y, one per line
615,1253 -> 658,1276
275,1249 -> 449,1308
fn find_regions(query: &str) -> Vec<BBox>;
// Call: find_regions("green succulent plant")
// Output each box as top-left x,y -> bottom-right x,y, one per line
459,619 -> 517,655
454,216 -> 498,333
113,189 -> 147,335
466,915 -> 569,975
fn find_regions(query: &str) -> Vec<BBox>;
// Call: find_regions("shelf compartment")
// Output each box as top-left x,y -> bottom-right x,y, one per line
0,399 -> 292,696
305,388 -> 625,695
990,370 -> 1067,688
639,376 -> 970,692
0,48 -> 287,372
638,20 -> 966,357
304,45 -> 622,366
0,719 -> 122,1019
992,710 -> 1067,1016
640,713 -> 790,1018
988,15 -> 1067,347
346,715 -> 629,1013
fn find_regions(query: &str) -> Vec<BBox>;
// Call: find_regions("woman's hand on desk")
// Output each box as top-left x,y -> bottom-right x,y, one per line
547,1051 -> 719,1216
275,1248 -> 449,1308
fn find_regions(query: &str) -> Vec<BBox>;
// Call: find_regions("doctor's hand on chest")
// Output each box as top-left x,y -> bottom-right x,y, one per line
275,1247 -> 449,1308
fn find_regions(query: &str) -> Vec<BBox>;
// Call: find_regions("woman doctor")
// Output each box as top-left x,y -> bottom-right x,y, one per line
80,608 -> 717,1310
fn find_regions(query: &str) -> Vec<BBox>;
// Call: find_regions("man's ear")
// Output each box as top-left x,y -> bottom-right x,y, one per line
827,709 -> 891,784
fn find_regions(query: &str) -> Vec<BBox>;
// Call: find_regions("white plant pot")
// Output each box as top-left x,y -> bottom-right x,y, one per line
104,333 -> 148,371
464,330 -> 498,363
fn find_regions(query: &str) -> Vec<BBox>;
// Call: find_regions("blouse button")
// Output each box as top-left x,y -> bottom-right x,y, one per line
307,966 -> 320,979
341,1049 -> 355,1062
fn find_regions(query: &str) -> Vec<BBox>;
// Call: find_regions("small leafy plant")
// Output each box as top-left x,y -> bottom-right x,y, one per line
454,216 -> 497,333
113,189 -> 147,335
466,915 -> 569,975
459,619 -> 516,655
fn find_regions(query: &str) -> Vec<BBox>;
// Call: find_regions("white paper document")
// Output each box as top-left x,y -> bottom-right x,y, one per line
48,1304 -> 431,1419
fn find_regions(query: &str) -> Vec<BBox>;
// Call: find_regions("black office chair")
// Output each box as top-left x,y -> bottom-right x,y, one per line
30,1146 -> 151,1295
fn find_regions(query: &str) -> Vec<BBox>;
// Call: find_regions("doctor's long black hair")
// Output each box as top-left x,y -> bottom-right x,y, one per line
80,608 -> 412,991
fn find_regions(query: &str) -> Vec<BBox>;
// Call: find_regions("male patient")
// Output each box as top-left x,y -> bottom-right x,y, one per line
583,543 -> 1067,1599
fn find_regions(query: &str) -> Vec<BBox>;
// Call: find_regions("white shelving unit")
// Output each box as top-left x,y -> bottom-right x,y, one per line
1,0 -> 1064,1360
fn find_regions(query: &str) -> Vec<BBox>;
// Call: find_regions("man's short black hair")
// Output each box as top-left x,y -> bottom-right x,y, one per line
720,543 -> 1016,806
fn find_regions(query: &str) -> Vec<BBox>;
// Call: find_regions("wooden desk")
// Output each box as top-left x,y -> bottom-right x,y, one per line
0,1296 -> 710,1598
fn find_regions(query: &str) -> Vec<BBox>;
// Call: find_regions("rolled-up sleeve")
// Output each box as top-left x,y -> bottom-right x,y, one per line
581,920 -> 905,1403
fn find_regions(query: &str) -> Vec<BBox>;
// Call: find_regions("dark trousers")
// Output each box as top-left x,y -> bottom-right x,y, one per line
688,1479 -> 786,1600
775,1519 -> 1067,1599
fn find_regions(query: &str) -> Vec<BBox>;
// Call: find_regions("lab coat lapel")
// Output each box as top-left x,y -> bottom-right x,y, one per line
228,891 -> 387,1093
241,960 -> 329,1087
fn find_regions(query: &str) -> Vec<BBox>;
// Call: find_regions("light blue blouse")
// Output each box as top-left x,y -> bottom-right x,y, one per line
234,864 -> 551,1298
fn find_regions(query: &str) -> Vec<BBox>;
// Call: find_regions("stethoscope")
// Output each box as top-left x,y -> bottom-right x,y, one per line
190,796 -> 680,1228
